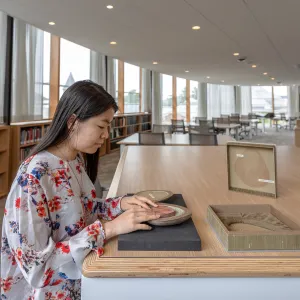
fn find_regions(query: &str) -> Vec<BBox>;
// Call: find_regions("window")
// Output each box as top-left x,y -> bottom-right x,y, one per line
11,21 -> 50,122
177,77 -> 186,121
251,86 -> 272,113
42,31 -> 51,119
124,62 -> 140,113
60,38 -> 90,98
220,85 -> 235,115
0,11 -> 7,123
190,81 -> 198,122
161,74 -> 172,123
274,86 -> 288,114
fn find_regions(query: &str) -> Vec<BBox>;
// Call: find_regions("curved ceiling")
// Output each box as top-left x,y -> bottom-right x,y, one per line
1,0 -> 300,85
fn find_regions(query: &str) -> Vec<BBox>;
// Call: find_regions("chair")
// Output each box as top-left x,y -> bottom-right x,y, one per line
195,117 -> 207,124
138,132 -> 165,145
152,124 -> 172,134
189,134 -> 218,146
230,115 -> 240,124
188,125 -> 211,134
171,119 -> 186,134
278,113 -> 289,130
212,117 -> 225,135
231,113 -> 240,117
221,114 -> 230,118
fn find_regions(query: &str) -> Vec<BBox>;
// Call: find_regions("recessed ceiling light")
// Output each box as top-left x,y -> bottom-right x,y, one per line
237,85 -> 240,86
263,72 -> 268,75
107,5 -> 114,9
252,64 -> 257,68
271,77 -> 275,80
221,80 -> 225,83
48,21 -> 55,25
153,61 -> 158,65
206,76 -> 210,79
258,84 -> 260,86
233,53 -> 239,56
293,84 -> 296,86
185,70 -> 189,73
192,26 -> 200,30
110,41 -> 117,45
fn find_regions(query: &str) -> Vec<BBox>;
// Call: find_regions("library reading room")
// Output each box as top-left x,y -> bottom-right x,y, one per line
0,1 -> 300,300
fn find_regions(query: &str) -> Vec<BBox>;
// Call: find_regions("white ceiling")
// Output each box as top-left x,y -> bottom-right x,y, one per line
1,0 -> 300,85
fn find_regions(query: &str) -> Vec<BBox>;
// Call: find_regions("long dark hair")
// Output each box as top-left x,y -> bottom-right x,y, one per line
29,80 -> 118,183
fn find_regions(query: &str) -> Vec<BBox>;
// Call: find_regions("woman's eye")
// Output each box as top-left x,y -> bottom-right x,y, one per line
98,126 -> 105,129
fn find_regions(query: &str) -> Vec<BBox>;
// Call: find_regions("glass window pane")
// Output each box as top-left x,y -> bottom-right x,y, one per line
251,86 -> 272,113
177,77 -> 186,121
274,86 -> 288,114
162,74 -> 172,123
42,31 -> 50,119
60,38 -> 90,96
124,62 -> 140,113
190,80 -> 198,122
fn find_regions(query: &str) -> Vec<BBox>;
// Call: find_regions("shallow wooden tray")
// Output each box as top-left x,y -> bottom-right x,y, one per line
207,204 -> 300,251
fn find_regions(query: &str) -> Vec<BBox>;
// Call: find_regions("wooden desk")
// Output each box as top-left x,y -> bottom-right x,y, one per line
82,146 -> 300,300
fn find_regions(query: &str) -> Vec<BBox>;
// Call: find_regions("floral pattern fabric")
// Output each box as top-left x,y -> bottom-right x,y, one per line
1,151 -> 122,299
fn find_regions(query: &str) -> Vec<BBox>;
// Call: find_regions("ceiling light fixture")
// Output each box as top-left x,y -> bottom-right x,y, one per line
263,72 -> 268,75
252,65 -> 257,68
233,53 -> 239,56
258,84 -> 260,86
271,77 -> 275,80
185,70 -> 189,73
107,5 -> 114,9
48,21 -> 55,25
206,76 -> 210,79
221,80 -> 225,83
110,41 -> 117,45
192,26 -> 200,30
153,61 -> 158,65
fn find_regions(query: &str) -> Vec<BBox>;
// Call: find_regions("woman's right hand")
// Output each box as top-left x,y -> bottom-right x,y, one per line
103,207 -> 160,239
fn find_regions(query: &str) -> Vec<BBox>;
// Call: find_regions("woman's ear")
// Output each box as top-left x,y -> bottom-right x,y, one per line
67,114 -> 77,130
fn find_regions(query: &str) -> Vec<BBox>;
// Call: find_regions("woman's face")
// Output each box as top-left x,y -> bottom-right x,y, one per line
70,107 -> 115,154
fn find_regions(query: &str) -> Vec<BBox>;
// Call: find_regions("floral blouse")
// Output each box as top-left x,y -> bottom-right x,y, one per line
1,151 -> 123,300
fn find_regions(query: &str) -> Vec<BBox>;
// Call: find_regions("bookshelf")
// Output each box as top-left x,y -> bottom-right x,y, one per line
0,126 -> 10,198
10,120 -> 52,183
108,112 -> 152,153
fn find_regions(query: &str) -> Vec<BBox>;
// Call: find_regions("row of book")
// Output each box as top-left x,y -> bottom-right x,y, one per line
141,123 -> 151,131
20,146 -> 34,161
111,117 -> 125,128
127,116 -> 138,125
127,125 -> 139,135
20,127 -> 42,145
110,128 -> 124,139
141,116 -> 151,123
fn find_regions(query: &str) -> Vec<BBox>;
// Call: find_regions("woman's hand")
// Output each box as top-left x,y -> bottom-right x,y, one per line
103,207 -> 160,239
120,195 -> 158,211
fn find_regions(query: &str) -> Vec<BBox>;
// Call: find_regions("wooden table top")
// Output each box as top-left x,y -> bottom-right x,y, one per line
118,133 -> 235,145
83,146 -> 300,278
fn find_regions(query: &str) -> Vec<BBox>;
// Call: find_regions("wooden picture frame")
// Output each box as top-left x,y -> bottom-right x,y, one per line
148,203 -> 192,226
227,142 -> 277,198
207,204 -> 300,251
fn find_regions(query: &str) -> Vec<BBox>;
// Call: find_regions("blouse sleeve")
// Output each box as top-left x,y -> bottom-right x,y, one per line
4,172 -> 106,289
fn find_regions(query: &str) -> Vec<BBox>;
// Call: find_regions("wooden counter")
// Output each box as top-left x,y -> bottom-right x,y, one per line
83,146 -> 300,278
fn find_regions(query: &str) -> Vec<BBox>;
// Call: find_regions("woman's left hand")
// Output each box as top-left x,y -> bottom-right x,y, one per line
120,195 -> 158,211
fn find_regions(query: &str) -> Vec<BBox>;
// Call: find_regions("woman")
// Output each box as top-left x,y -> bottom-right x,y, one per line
1,81 -> 160,300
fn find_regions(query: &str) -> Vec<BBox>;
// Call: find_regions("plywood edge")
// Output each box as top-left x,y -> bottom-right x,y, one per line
106,146 -> 129,198
82,254 -> 300,278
